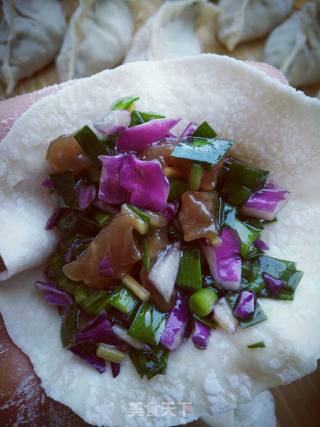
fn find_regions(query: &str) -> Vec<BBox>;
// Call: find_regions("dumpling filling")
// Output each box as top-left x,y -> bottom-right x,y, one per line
36,96 -> 303,379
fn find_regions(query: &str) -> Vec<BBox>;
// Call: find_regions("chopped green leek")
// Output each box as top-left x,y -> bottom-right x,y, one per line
243,255 -> 303,299
92,210 -> 111,227
120,204 -> 149,235
129,347 -> 169,379
61,305 -> 80,348
188,163 -> 203,191
193,121 -> 217,138
107,287 -> 139,314
80,290 -> 109,315
188,288 -> 218,318
74,284 -> 89,304
177,247 -> 202,290
247,341 -> 266,349
96,344 -> 126,363
142,239 -> 151,271
50,171 -> 78,208
74,125 -> 107,166
216,197 -> 236,232
130,110 -> 165,127
112,96 -> 140,111
46,253 -> 78,295
172,137 -> 233,166
168,178 -> 188,201
234,219 -> 261,259
124,204 -> 150,223
128,303 -> 167,345
57,212 -> 101,236
220,161 -> 269,206
121,274 -> 150,302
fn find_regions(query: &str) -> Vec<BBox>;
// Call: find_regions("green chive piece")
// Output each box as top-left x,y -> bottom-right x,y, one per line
168,178 -> 188,201
121,274 -> 150,302
96,344 -> 126,363
193,121 -> 217,138
129,347 -> 169,379
142,239 -> 151,271
50,171 -> 78,208
234,219 -> 261,259
80,290 -> 109,315
220,161 -> 269,206
247,341 -> 266,349
120,204 -> 149,235
107,287 -> 139,314
177,247 -> 202,290
130,110 -> 165,127
61,305 -> 80,348
188,163 -> 203,191
74,125 -> 107,166
243,255 -> 303,299
92,210 -> 111,227
216,197 -> 236,232
74,284 -> 89,304
188,288 -> 218,318
46,254 -> 78,295
128,303 -> 167,345
171,137 -> 234,165
111,96 -> 140,111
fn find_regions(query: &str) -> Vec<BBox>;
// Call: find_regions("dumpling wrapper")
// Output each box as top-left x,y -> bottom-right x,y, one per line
0,0 -> 65,97
202,390 -> 276,427
264,2 -> 320,87
125,0 -> 219,62
217,0 -> 293,51
0,55 -> 320,427
56,0 -> 134,81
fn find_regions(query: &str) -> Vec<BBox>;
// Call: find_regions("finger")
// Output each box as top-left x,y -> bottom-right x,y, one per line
0,84 -> 62,141
245,61 -> 289,85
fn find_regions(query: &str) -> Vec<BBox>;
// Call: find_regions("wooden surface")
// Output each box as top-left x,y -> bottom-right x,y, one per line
4,52 -> 320,426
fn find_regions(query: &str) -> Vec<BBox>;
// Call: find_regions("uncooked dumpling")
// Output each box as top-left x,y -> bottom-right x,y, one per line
125,0 -> 219,62
264,2 -> 320,87
56,0 -> 134,81
217,0 -> 293,51
0,0 -> 65,97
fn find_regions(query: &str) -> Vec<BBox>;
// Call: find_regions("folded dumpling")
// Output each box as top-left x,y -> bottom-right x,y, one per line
56,0 -> 134,81
0,0 -> 65,97
125,0 -> 219,62
217,0 -> 293,51
264,2 -> 320,87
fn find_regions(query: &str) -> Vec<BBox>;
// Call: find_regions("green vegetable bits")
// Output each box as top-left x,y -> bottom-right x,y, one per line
128,303 -> 167,345
188,288 -> 218,318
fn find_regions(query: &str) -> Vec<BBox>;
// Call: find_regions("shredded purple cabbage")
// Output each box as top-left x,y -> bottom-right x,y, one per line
35,281 -> 73,306
117,118 -> 180,152
241,182 -> 290,221
64,237 -> 93,264
70,344 -> 106,373
119,155 -> 169,212
111,362 -> 121,378
160,292 -> 189,351
263,272 -> 284,296
180,121 -> 198,139
76,180 -> 96,210
46,208 -> 67,230
201,228 -> 241,291
76,312 -> 122,347
191,319 -> 211,350
253,239 -> 269,251
234,291 -> 256,320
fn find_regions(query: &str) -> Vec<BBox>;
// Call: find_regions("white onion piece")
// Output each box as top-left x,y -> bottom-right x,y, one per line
148,242 -> 181,303
94,110 -> 131,136
212,297 -> 238,334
